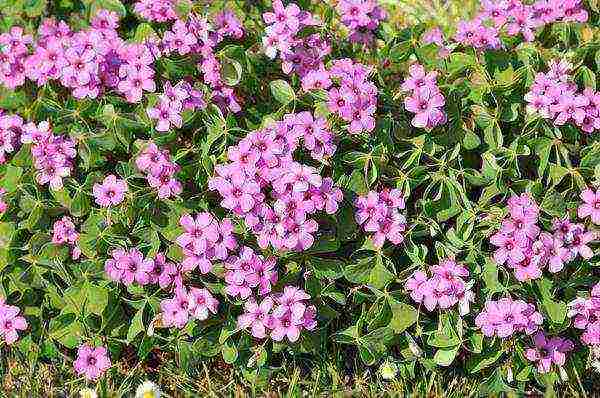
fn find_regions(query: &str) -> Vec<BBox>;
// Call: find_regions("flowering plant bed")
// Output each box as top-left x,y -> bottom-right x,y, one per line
1,0 -> 600,396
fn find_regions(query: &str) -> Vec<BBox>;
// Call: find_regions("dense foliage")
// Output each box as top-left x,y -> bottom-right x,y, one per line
2,0 -> 600,395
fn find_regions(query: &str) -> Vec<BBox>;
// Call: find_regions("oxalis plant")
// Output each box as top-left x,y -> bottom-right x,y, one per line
1,0 -> 600,395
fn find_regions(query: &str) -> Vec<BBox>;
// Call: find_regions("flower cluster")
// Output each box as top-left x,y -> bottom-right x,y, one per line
262,2 -> 378,134
160,286 -> 219,328
315,59 -> 378,134
159,15 -> 244,114
147,81 -> 206,133
104,248 -> 155,286
524,59 -> 600,134
73,344 -> 111,381
402,63 -> 446,129
175,212 -> 238,274
454,0 -> 587,50
405,259 -> 474,315
335,0 -> 387,45
0,297 -> 27,344
106,249 -> 181,290
134,0 -> 177,22
4,12 -> 157,102
135,142 -> 182,199
167,214 -> 317,340
238,286 -> 317,343
209,113 -> 342,252
52,216 -> 81,260
22,120 -> 76,190
490,193 -> 594,281
0,113 -> 23,164
262,0 -> 321,63
475,297 -> 543,338
0,27 -> 32,89
524,332 -> 573,374
224,246 -> 278,299
354,188 -> 406,248
93,175 -> 128,208
568,282 -> 600,345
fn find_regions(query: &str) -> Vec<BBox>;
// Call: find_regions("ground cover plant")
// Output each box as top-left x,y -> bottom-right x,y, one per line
2,0 -> 600,396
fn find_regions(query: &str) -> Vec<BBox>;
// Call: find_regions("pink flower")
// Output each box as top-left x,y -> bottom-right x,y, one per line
73,344 -> 111,381
490,231 -> 528,265
93,174 -> 128,207
404,87 -> 446,129
238,297 -> 274,339
578,188 -> 600,224
187,288 -> 218,320
525,332 -> 573,374
0,300 -> 27,344
161,288 -> 191,328
147,99 -> 183,132
475,297 -> 542,338
263,0 -> 302,34
104,248 -> 154,285
401,64 -> 439,92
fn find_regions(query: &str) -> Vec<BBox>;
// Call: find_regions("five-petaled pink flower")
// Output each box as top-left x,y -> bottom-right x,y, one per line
93,174 -> 128,207
73,344 -> 111,381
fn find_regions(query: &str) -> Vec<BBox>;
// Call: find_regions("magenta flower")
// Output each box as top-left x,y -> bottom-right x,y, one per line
263,0 -> 302,34
161,289 -> 191,329
147,99 -> 183,132
176,213 -> 219,254
270,312 -> 303,342
525,332 -> 573,374
73,344 -> 111,381
238,297 -> 274,339
401,64 -> 438,92
404,87 -> 446,129
93,174 -> 128,207
475,298 -> 542,338
214,10 -> 245,39
148,253 -> 179,288
490,231 -> 528,265
0,300 -> 27,344
118,67 -> 155,103
578,188 -> 600,224
187,287 -> 219,320
104,248 -> 154,286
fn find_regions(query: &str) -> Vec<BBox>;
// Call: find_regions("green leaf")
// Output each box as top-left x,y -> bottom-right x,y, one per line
483,122 -> 503,150
85,283 -> 108,316
536,278 -> 567,325
87,0 -> 126,17
309,258 -> 345,279
388,299 -> 417,334
433,346 -> 459,367
369,256 -> 395,289
270,80 -> 295,105
127,305 -> 145,343
462,130 -> 481,150
221,57 -> 243,86
466,341 -> 503,373
133,23 -> 156,42
222,342 -> 238,364
540,189 -> 566,217
1,165 -> 22,192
